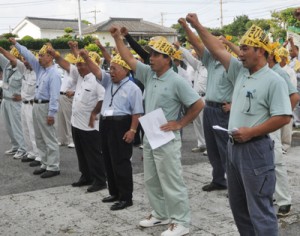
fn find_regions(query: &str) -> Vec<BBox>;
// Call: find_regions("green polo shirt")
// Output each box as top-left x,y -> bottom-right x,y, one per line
272,63 -> 298,95
227,57 -> 292,130
135,61 -> 200,121
201,48 -> 233,102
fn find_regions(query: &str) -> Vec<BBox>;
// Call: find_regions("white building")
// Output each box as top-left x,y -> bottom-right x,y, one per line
12,16 -> 178,46
83,17 -> 178,47
12,17 -> 89,39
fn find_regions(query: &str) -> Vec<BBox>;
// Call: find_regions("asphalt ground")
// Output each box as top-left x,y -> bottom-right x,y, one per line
1,115 -> 300,235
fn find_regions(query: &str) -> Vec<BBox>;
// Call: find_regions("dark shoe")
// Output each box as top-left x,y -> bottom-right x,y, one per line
277,205 -> 291,217
202,182 -> 227,192
29,160 -> 41,167
110,200 -> 133,211
102,195 -> 119,203
40,170 -> 60,178
33,168 -> 46,175
86,184 -> 107,193
21,156 -> 34,162
72,179 -> 93,187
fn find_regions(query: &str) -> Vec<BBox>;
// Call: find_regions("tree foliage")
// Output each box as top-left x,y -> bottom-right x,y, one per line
271,8 -> 300,29
222,15 -> 251,36
171,23 -> 187,43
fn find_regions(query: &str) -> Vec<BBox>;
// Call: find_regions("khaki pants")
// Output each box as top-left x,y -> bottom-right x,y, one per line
33,103 -> 60,171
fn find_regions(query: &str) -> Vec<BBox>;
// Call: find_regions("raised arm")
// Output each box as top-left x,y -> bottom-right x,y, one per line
79,49 -> 102,80
68,41 -> 79,58
178,18 -> 205,58
0,47 -> 17,67
288,37 -> 298,57
121,27 -> 150,63
9,37 -> 40,72
174,42 -> 199,71
219,36 -> 241,56
95,39 -> 111,64
186,13 -> 231,70
110,26 -> 138,72
47,47 -> 70,73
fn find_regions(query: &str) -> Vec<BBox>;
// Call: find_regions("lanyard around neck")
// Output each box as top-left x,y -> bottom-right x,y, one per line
109,79 -> 129,107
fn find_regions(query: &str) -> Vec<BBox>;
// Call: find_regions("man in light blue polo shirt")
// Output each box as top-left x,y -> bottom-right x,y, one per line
111,27 -> 204,236
179,17 -> 233,192
186,14 -> 292,235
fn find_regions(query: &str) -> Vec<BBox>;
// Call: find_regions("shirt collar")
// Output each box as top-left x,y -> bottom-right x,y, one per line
152,67 -> 173,80
244,63 -> 269,80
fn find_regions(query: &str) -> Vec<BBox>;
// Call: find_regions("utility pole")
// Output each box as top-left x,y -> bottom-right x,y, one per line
160,12 -> 167,26
90,7 -> 101,24
77,0 -> 83,39
220,0 -> 223,28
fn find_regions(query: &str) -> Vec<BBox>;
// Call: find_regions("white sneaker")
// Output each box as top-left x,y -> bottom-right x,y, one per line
191,147 -> 200,152
203,150 -> 208,156
139,214 -> 170,228
161,223 -> 189,236
27,153 -> 37,159
68,143 -> 75,148
5,148 -> 18,155
13,151 -> 27,159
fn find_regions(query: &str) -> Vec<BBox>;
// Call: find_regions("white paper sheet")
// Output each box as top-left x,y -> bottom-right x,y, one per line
139,108 -> 175,150
212,125 -> 238,134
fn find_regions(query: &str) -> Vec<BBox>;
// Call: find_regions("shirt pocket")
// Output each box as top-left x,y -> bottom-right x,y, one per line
9,77 -> 22,89
80,88 -> 93,105
241,90 -> 257,115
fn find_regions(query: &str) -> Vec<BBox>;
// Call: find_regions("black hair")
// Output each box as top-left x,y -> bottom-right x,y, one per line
254,47 -> 269,59
162,53 -> 172,67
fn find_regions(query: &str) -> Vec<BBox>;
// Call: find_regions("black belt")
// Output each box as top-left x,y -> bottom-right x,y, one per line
229,135 -> 269,145
60,92 -> 66,95
206,101 -> 230,108
23,100 -> 33,104
101,115 -> 131,121
33,99 -> 49,104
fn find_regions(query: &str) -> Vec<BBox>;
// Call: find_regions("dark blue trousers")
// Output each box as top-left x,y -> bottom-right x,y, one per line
227,137 -> 278,236
203,104 -> 229,186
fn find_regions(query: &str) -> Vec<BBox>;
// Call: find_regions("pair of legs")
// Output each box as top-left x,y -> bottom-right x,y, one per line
203,104 -> 229,187
72,126 -> 106,187
227,138 -> 278,235
143,132 -> 190,228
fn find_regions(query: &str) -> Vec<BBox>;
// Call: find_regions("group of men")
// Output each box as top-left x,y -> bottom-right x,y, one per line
1,10 -> 300,236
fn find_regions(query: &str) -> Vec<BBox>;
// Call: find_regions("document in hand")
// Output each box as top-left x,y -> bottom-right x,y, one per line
212,125 -> 238,135
139,108 -> 175,150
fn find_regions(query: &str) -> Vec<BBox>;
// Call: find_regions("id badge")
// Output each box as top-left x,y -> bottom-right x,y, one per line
103,108 -> 114,116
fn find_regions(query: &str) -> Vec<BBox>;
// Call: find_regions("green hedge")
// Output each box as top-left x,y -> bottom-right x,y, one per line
0,38 -> 92,51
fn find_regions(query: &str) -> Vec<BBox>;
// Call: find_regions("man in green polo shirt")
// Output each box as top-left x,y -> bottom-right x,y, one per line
111,27 -> 204,236
186,13 -> 292,235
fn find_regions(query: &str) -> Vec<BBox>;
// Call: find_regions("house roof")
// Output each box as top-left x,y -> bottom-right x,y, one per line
83,17 -> 177,36
15,17 -> 89,32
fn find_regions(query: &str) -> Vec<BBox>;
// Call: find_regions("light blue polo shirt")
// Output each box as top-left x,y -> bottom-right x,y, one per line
99,69 -> 144,116
227,57 -> 292,130
201,48 -> 233,102
272,63 -> 298,95
135,61 -> 200,121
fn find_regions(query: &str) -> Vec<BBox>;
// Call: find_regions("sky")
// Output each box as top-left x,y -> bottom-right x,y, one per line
0,0 -> 299,35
